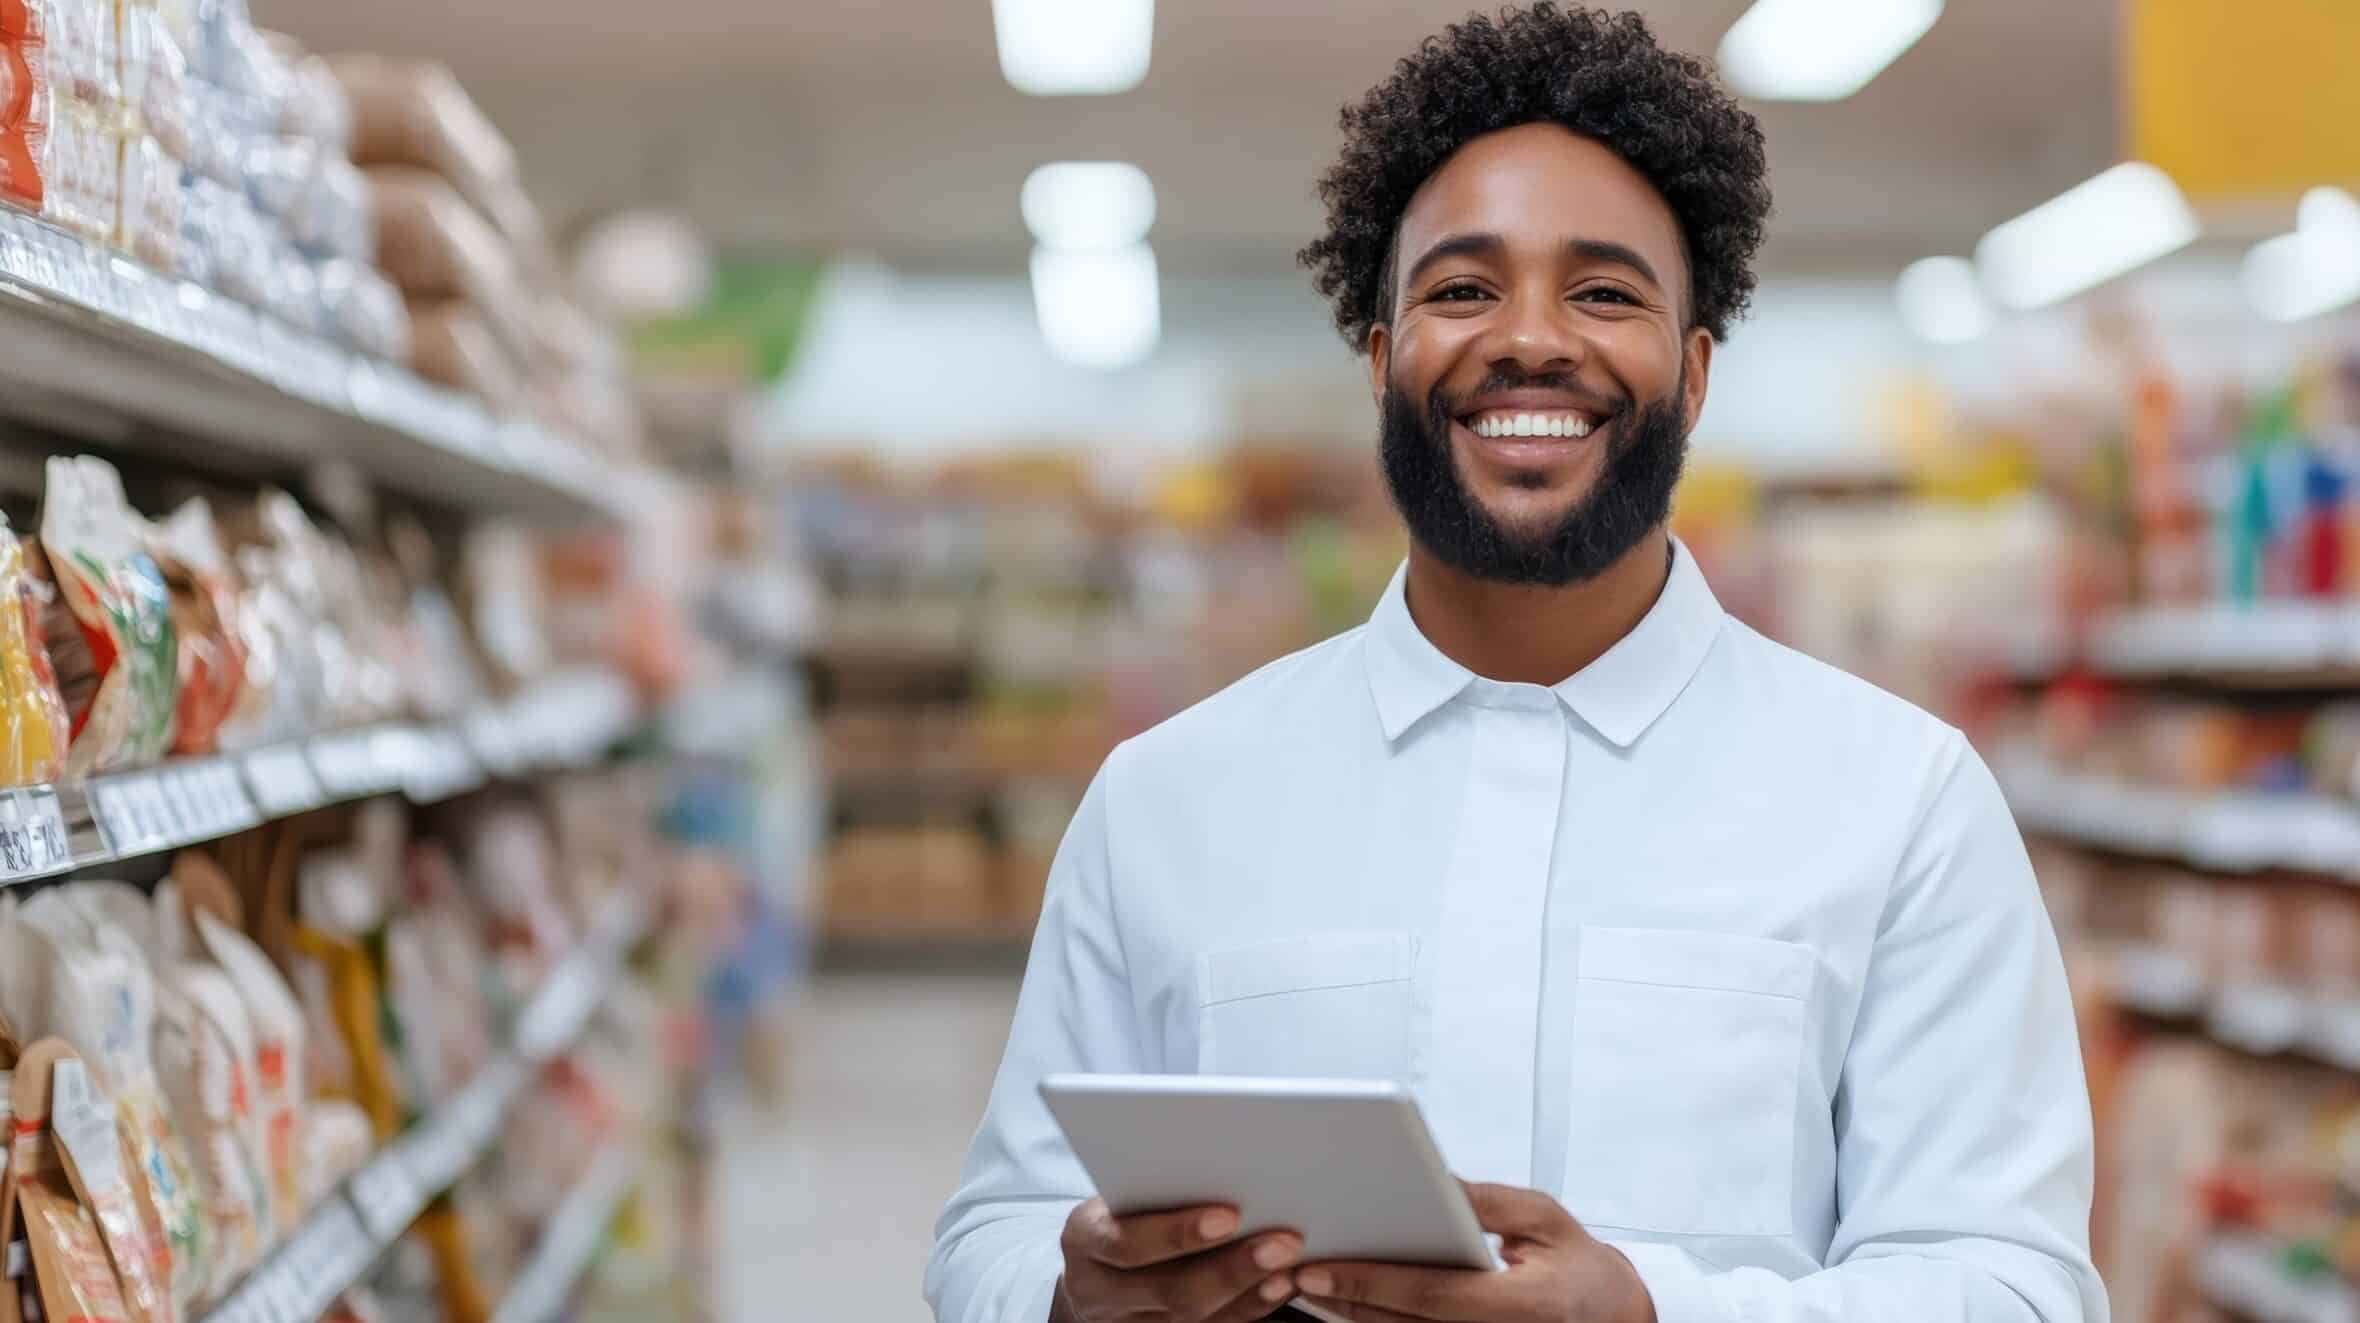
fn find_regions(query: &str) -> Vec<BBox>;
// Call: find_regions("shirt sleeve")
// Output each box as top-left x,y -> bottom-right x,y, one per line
1609,733 -> 2108,1323
927,754 -> 1146,1323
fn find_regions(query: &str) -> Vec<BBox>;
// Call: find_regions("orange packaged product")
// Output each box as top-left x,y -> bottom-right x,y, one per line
0,127 -> 40,212
149,501 -> 245,759
0,515 -> 69,785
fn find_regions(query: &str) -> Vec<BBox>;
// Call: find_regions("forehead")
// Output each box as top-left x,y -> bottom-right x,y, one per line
1395,122 -> 1686,288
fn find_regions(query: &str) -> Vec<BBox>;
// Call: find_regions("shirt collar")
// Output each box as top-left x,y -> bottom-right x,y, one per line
1363,537 -> 1726,747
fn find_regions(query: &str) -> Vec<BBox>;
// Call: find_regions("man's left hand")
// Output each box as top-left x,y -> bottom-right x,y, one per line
1292,1183 -> 1655,1323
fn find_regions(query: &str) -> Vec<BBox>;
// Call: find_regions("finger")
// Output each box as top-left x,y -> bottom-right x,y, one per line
1158,1234 -> 1302,1321
1200,1267 -> 1303,1323
1292,1263 -> 1479,1320
1462,1182 -> 1577,1244
1297,1300 -> 1426,1323
1091,1203 -> 1244,1269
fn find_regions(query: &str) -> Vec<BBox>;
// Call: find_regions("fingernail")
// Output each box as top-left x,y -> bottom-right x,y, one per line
1298,1269 -> 1333,1295
1253,1238 -> 1299,1270
1199,1210 -> 1239,1240
1260,1274 -> 1293,1303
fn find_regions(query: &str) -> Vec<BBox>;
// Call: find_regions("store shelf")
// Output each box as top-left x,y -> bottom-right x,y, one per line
2195,1233 -> 2359,1323
488,1146 -> 639,1323
197,890 -> 650,1323
2083,603 -> 2360,687
0,667 -> 638,890
2103,942 -> 2360,1071
0,210 -> 625,524
1996,753 -> 2360,879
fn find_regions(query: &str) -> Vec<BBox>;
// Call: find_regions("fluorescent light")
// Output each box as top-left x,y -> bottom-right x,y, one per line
2242,187 -> 2360,322
1022,163 -> 1157,251
1895,256 -> 1992,344
1031,244 -> 1160,369
1718,0 -> 1942,101
1973,163 -> 2199,310
993,0 -> 1153,96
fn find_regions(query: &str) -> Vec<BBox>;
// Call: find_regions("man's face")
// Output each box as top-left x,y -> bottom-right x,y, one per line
1367,123 -> 1714,585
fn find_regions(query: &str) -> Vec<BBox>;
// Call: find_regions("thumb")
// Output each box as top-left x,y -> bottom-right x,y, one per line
1462,1181 -> 1580,1245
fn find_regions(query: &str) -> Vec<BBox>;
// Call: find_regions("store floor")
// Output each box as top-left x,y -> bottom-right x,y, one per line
719,968 -> 1023,1322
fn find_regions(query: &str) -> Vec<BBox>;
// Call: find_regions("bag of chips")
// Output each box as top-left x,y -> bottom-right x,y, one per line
5,1040 -> 135,1323
40,456 -> 180,773
149,502 -> 246,759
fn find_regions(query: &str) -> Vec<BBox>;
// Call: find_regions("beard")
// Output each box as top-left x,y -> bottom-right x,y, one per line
1378,366 -> 1690,588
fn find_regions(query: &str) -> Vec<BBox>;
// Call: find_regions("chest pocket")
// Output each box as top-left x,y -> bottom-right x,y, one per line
1197,931 -> 1416,1080
1562,926 -> 1815,1238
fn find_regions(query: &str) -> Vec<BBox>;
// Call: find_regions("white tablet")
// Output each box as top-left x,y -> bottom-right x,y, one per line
1038,1073 -> 1495,1276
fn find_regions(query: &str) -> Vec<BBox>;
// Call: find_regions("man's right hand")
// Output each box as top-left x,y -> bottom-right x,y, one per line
1051,1199 -> 1303,1323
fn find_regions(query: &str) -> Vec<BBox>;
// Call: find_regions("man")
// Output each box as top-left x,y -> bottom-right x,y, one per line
929,6 -> 2107,1323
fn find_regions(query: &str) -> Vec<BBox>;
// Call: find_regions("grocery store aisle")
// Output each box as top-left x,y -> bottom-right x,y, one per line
718,969 -> 1022,1322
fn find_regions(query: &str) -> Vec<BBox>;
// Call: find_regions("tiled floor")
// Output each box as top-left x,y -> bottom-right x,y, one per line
717,970 -> 1023,1322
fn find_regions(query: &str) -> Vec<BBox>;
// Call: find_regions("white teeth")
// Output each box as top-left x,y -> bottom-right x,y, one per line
1515,413 -> 1537,436
1572,417 -> 1590,438
1468,411 -> 1597,439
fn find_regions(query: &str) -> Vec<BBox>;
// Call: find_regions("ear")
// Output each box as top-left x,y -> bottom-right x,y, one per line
1365,320 -> 1392,407
1680,326 -> 1714,434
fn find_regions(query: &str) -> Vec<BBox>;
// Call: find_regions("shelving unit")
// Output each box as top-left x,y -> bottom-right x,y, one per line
1996,753 -> 2360,880
2046,603 -> 2360,686
0,667 -> 640,890
2194,1233 -> 2359,1323
195,890 -> 651,1323
0,211 -> 629,525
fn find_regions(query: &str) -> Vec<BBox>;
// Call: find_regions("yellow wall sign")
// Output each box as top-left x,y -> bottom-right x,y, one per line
2126,0 -> 2360,202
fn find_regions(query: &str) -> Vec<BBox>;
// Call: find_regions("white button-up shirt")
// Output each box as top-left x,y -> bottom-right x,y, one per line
928,543 -> 2107,1323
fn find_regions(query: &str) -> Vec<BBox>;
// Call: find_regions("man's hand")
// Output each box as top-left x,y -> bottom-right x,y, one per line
1051,1198 -> 1304,1323
1292,1184 -> 1654,1323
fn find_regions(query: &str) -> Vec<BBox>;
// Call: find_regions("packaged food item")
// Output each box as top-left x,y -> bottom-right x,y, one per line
39,455 -> 180,773
44,0 -> 114,108
6,1040 -> 135,1323
48,1052 -> 171,1323
119,5 -> 189,164
149,501 -> 244,759
40,98 -> 113,238
18,890 -> 205,1317
116,132 -> 182,271
316,257 -> 410,362
366,166 -> 529,360
328,56 -> 531,244
0,515 -> 69,786
0,127 -> 40,211
189,906 -> 302,1231
407,298 -> 522,409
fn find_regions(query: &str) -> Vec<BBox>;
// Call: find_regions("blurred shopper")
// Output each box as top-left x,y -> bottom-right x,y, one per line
930,7 -> 2105,1323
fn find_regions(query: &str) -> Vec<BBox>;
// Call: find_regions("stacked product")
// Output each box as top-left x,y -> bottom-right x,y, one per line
333,56 -> 642,459
0,451 -> 617,787
0,766 -> 683,1323
785,448 -> 1401,942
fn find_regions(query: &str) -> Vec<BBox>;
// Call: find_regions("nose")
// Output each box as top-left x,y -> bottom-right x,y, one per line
1482,285 -> 1584,376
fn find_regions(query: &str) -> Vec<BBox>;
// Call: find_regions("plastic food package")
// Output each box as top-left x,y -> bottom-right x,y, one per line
149,501 -> 244,758
367,166 -> 529,361
315,257 -> 409,362
407,298 -> 521,410
117,133 -> 182,271
7,1041 -> 136,1323
39,98 -> 113,237
44,0 -> 113,108
329,56 -> 533,244
189,908 -> 303,1233
0,515 -> 70,785
18,893 -> 205,1317
216,543 -> 314,749
274,49 -> 347,152
48,1053 -> 171,1323
177,80 -> 242,189
122,7 -> 190,165
39,456 -> 180,774
285,149 -> 365,261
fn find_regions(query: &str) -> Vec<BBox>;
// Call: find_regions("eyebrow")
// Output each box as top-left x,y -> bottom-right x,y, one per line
1398,231 -> 1666,294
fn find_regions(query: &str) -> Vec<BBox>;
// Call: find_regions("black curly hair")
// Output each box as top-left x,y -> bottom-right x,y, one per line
1300,3 -> 1771,349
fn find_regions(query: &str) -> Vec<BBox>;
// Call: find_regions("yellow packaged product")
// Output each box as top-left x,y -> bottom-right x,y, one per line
0,515 -> 68,785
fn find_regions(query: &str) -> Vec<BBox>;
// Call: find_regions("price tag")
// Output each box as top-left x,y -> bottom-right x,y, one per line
93,776 -> 162,856
348,1148 -> 427,1240
155,771 -> 202,840
308,731 -> 386,799
279,1198 -> 370,1318
0,786 -> 74,881
244,744 -> 324,818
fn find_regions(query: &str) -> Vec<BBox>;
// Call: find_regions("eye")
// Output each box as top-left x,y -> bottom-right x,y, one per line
1429,283 -> 1492,303
1575,286 -> 1640,306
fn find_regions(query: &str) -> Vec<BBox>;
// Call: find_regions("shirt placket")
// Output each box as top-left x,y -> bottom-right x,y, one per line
1423,686 -> 1567,1187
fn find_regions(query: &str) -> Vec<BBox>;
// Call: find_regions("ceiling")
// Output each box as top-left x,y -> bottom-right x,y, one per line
255,0 -> 2124,278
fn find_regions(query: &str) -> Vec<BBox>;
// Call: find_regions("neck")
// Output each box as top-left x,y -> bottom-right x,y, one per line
1402,528 -> 1674,686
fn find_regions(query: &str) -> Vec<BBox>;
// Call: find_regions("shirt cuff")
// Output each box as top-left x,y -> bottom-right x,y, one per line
1604,1240 -> 1724,1323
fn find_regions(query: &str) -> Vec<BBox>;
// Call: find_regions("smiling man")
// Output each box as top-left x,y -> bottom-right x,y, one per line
928,7 -> 2107,1323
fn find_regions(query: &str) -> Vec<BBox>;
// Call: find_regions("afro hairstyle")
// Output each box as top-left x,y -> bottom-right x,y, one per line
1300,3 -> 1771,349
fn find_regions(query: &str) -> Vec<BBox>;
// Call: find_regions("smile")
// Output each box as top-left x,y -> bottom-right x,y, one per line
1460,409 -> 1597,439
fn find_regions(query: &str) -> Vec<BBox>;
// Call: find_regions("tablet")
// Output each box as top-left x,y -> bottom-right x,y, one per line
1038,1074 -> 1495,1275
